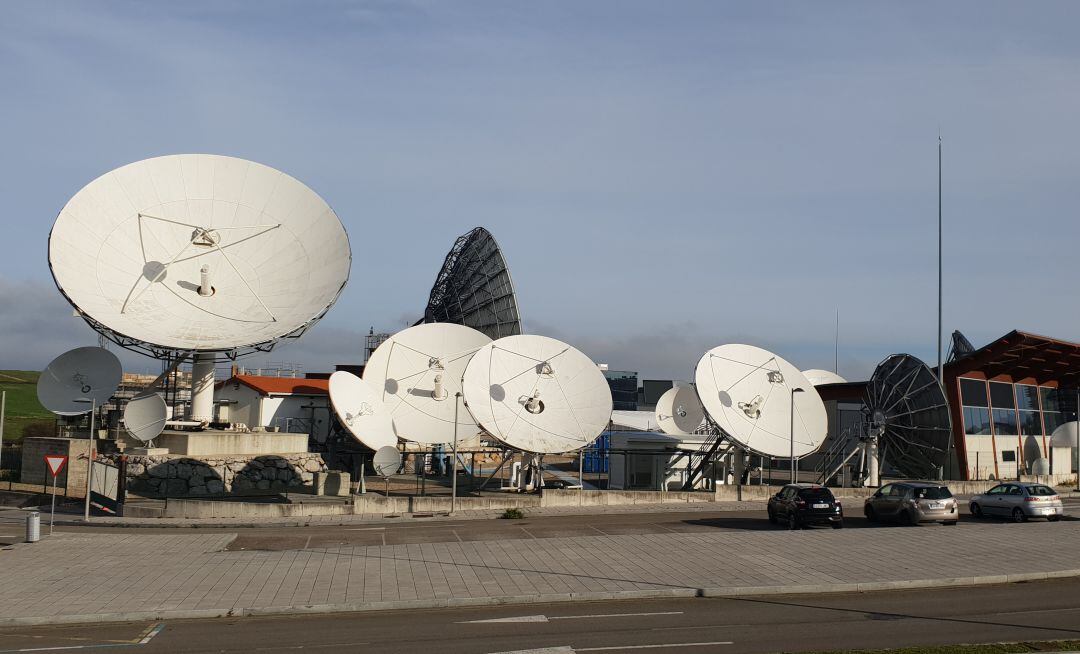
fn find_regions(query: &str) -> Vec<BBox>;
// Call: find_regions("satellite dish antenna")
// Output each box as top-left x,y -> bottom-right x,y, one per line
363,323 -> 492,444
655,385 -> 705,436
328,371 -> 397,450
863,354 -> 952,483
49,154 -> 351,355
37,347 -> 123,415
461,335 -> 613,454
372,446 -> 402,477
802,369 -> 848,386
694,344 -> 828,459
123,393 -> 168,443
49,154 -> 351,423
1030,457 -> 1051,476
1051,421 -> 1079,448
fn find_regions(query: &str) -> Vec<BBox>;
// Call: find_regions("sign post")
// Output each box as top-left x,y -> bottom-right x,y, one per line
44,455 -> 67,535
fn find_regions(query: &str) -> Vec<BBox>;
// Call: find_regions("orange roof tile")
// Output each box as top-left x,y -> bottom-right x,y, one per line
217,375 -> 330,396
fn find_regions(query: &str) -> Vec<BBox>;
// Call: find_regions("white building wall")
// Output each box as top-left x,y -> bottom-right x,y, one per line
214,384 -> 260,429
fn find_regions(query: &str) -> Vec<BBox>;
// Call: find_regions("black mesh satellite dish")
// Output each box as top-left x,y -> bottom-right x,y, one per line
946,330 -> 976,362
421,227 -> 522,340
865,354 -> 953,479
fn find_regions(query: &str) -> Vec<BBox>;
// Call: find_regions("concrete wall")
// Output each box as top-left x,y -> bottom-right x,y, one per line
134,498 -> 354,519
147,431 -> 309,456
353,494 -> 540,514
541,489 -> 714,507
20,437 -> 90,491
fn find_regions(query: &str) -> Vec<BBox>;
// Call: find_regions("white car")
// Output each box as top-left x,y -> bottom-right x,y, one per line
969,483 -> 1065,522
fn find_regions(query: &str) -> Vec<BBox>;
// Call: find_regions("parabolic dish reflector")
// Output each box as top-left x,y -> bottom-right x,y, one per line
461,335 -> 613,454
37,347 -> 123,416
48,154 -> 351,355
1051,422 -> 1078,448
655,385 -> 705,436
694,344 -> 827,458
363,323 -> 492,444
328,371 -> 397,450
864,354 -> 952,479
802,369 -> 848,386
372,446 -> 401,477
123,393 -> 168,443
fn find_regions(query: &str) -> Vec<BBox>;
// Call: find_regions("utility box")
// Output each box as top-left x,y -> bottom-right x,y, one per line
313,471 -> 351,496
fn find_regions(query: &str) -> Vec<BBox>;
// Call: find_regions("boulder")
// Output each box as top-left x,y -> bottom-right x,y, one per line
207,480 -> 225,494
303,459 -> 322,473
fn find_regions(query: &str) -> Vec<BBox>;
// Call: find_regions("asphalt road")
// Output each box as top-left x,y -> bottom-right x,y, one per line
1,500 -> 1079,549
1,578 -> 1079,653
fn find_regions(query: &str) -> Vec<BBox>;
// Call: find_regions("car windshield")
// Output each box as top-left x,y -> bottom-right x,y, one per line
912,486 -> 952,500
1026,485 -> 1056,496
798,488 -> 833,502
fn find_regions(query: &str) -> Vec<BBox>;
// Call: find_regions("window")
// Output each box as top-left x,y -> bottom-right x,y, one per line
798,488 -> 834,501
889,485 -> 906,497
989,382 -> 1015,409
987,485 -> 1006,495
960,378 -> 988,406
912,486 -> 952,500
1025,485 -> 1056,496
1019,410 -> 1042,436
1007,485 -> 1023,495
1001,450 -> 1017,462
1041,387 -> 1061,413
1015,385 -> 1039,411
877,484 -> 893,497
1043,411 -> 1066,436
992,409 -> 1018,435
963,406 -> 992,435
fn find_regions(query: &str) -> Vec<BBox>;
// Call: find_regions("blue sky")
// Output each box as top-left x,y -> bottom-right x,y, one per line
1,1 -> 1078,381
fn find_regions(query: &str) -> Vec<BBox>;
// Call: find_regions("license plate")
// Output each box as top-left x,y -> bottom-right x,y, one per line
929,502 -> 944,509
1042,508 -> 1058,514
813,503 -> 829,509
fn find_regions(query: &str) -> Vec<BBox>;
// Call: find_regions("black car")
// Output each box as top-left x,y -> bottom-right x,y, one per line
767,483 -> 843,529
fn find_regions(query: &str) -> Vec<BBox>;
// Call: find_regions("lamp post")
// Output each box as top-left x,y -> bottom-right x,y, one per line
1075,388 -> 1079,493
790,388 -> 805,483
451,392 -> 461,514
75,398 -> 96,521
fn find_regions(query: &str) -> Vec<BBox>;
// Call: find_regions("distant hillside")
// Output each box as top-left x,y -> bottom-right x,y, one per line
0,370 -> 53,442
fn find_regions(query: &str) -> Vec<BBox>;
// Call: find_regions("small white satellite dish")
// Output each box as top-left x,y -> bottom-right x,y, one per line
461,335 -> 613,454
37,347 -> 123,415
328,371 -> 397,450
123,393 -> 168,443
1051,421 -> 1079,448
363,323 -> 492,444
372,446 -> 402,477
1030,457 -> 1051,476
802,369 -> 848,386
655,385 -> 705,436
48,154 -> 351,355
694,344 -> 827,459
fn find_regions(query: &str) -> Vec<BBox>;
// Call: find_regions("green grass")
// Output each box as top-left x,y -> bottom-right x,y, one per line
796,640 -> 1080,654
500,507 -> 525,519
0,370 -> 53,442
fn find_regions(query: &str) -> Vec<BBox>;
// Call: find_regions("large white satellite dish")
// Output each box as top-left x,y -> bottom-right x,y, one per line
461,335 -> 613,454
1051,421 -> 1079,448
694,344 -> 827,459
802,369 -> 848,386
363,323 -> 492,444
37,347 -> 123,416
123,393 -> 168,443
328,371 -> 397,450
655,385 -> 705,436
48,154 -> 351,355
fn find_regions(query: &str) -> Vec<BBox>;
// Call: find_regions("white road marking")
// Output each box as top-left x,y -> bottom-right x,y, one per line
462,611 -> 682,624
0,623 -> 164,652
488,643 -> 731,654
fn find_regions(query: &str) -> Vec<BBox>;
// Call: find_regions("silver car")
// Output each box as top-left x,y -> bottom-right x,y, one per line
970,483 -> 1065,522
864,482 -> 959,526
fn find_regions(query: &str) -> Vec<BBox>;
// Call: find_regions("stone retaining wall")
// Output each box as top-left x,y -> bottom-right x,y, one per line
103,452 -> 328,497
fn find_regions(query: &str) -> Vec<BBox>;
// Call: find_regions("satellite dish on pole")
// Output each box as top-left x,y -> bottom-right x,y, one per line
694,344 -> 828,458
328,371 -> 397,450
37,347 -> 122,415
372,446 -> 402,477
461,335 -> 613,454
655,385 -> 705,436
363,323 -> 491,444
123,393 -> 168,443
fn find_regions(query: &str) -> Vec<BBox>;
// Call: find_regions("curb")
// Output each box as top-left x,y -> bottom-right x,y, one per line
2,569 -> 1078,627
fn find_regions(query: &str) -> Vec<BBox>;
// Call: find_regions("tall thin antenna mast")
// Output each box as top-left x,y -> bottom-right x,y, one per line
937,134 -> 943,384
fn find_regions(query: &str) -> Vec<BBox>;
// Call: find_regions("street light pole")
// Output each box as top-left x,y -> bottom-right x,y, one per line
451,392 -> 461,514
790,388 -> 804,483
1075,389 -> 1079,493
83,398 -> 96,521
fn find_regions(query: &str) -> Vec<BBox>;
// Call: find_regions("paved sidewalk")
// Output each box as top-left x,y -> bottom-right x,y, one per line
1,518 -> 1079,625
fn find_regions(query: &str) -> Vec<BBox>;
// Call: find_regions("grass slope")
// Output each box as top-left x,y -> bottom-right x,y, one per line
0,370 -> 53,442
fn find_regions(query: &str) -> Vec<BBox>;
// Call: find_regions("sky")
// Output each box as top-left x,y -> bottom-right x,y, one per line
1,1 -> 1078,382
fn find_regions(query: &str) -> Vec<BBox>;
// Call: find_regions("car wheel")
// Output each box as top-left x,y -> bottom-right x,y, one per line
831,521 -> 843,529
767,508 -> 777,525
903,510 -> 918,526
865,506 -> 877,523
787,513 -> 799,530
944,521 -> 958,526
970,503 -> 982,518
1011,508 -> 1027,523
1048,515 -> 1061,522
